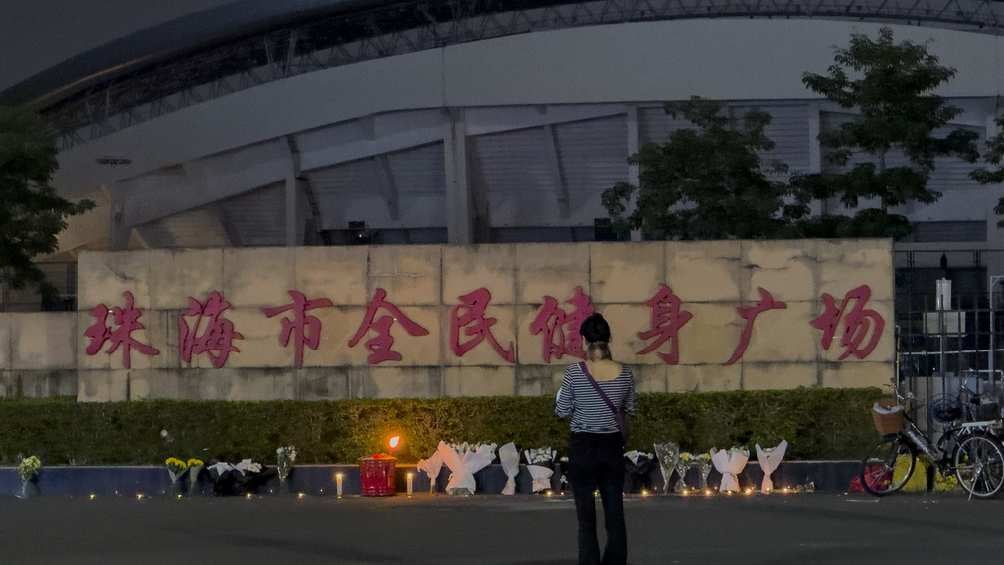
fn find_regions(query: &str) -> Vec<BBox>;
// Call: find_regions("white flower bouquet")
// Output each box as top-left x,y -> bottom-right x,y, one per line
755,440 -> 788,493
524,447 -> 557,493
711,447 -> 750,492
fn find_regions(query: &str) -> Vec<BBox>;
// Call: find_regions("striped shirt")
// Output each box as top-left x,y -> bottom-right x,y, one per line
554,362 -> 636,433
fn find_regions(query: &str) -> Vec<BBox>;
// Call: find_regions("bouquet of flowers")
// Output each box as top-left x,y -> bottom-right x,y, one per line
498,443 -> 520,495
16,455 -> 42,499
276,446 -> 297,482
165,457 -> 189,483
416,449 -> 444,493
17,455 -> 41,483
438,441 -> 496,495
711,447 -> 750,492
755,440 -> 787,493
695,453 -> 713,490
524,447 -> 557,493
653,442 -> 681,494
675,452 -> 694,493
206,458 -> 275,496
187,458 -> 205,495
624,451 -> 657,493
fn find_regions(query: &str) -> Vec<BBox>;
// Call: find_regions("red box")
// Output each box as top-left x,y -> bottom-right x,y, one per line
359,456 -> 396,496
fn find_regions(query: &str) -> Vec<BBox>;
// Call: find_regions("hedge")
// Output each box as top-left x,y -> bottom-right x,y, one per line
0,388 -> 883,465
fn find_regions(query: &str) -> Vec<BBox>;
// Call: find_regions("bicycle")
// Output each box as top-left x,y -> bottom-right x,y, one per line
859,388 -> 1004,499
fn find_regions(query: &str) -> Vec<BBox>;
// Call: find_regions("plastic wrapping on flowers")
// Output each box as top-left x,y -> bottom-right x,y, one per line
898,458 -> 958,493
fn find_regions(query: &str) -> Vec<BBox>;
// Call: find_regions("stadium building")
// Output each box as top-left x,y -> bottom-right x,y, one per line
3,0 -> 1004,311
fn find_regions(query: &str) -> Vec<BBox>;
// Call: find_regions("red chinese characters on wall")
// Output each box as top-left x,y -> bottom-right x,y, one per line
724,287 -> 787,365
529,286 -> 595,363
348,288 -> 429,364
262,290 -> 334,368
637,284 -> 693,364
85,282 -> 886,367
449,288 -> 515,363
83,291 -> 160,369
810,284 -> 885,360
179,291 -> 244,369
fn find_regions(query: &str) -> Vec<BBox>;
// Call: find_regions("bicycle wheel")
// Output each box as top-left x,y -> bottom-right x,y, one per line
954,433 -> 1004,499
860,436 -> 917,496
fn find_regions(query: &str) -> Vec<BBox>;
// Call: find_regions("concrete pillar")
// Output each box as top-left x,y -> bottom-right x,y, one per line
444,108 -> 474,244
285,177 -> 306,246
626,105 -> 642,242
807,102 -> 825,215
283,136 -> 306,247
106,185 -> 131,251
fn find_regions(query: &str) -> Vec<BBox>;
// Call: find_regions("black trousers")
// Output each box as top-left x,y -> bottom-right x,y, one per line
568,432 -> 627,565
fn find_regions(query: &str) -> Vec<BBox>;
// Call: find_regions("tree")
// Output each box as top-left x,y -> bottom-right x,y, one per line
0,106 -> 93,301
796,26 -> 979,238
602,97 -> 810,240
969,117 -> 1004,226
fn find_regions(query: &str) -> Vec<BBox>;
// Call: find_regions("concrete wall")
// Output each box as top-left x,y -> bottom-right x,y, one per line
0,239 -> 894,402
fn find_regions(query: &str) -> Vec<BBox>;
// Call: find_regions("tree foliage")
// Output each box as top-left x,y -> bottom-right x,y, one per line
0,106 -> 93,297
606,27 -> 982,241
602,97 -> 809,240
969,116 -> 1004,226
795,26 -> 979,238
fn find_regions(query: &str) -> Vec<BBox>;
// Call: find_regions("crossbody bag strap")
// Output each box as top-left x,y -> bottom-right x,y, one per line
579,362 -> 625,434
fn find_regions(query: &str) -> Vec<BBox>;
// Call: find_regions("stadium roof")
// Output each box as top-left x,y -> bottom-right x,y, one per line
0,0 -> 383,106
7,0 -> 1004,150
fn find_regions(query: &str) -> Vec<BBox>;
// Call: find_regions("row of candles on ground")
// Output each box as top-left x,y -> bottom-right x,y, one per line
87,481 -> 815,501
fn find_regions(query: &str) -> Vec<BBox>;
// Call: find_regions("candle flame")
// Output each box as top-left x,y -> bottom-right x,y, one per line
388,435 -> 401,450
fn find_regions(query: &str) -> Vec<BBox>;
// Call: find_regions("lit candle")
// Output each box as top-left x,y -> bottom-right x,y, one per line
336,473 -> 344,498
406,472 -> 414,497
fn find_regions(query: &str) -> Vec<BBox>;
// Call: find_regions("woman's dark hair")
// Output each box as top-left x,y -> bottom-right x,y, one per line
580,313 -> 612,361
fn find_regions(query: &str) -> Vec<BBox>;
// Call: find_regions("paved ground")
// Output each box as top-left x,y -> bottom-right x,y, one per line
1,492 -> 1003,564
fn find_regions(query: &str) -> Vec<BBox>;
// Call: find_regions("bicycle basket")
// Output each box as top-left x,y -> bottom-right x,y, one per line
974,401 -> 1001,421
930,395 -> 962,424
872,399 -> 904,434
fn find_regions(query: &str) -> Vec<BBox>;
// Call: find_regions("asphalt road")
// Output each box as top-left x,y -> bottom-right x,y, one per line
1,493 -> 1002,565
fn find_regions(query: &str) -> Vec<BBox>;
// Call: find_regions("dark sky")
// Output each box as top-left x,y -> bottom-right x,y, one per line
0,0 -> 236,93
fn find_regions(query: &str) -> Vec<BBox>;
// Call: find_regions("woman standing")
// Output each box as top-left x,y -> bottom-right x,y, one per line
555,313 -> 635,565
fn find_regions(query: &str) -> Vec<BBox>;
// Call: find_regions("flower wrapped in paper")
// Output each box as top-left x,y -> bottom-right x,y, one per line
416,449 -> 444,493
711,447 -> 750,492
653,442 -> 681,494
206,459 -> 274,496
437,441 -> 496,495
674,452 -> 694,493
165,457 -> 189,483
755,440 -> 787,493
276,446 -> 297,482
499,443 -> 520,495
524,447 -> 557,493
695,453 -> 713,490
624,451 -> 657,493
